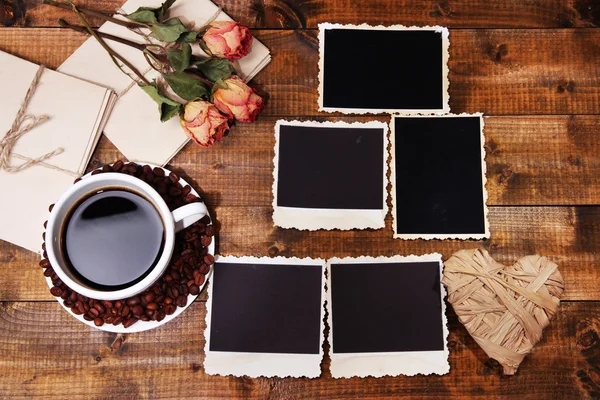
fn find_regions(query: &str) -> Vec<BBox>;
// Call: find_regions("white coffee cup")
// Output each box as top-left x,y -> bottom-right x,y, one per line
45,172 -> 208,301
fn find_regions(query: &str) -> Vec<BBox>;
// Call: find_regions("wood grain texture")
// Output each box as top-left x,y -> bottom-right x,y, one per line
1,206 -> 599,301
6,0 -> 600,28
1,301 -> 599,399
2,28 -> 599,115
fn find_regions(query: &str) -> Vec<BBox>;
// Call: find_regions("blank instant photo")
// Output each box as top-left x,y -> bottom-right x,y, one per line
204,256 -> 326,378
273,120 -> 388,230
327,254 -> 449,378
391,114 -> 489,240
318,23 -> 450,114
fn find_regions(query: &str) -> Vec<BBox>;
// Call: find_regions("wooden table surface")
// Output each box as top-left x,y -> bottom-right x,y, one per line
1,0 -> 600,398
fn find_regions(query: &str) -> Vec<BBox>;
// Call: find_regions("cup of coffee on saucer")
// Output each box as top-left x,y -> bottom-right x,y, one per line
45,172 -> 208,301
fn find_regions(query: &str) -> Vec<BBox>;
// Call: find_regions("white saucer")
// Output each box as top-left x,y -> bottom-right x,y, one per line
43,163 -> 214,333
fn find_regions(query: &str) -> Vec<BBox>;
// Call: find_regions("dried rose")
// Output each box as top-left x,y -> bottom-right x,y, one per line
180,100 -> 230,147
213,76 -> 264,123
202,21 -> 252,60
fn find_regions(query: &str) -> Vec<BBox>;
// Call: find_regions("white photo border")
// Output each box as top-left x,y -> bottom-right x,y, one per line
326,253 -> 450,378
272,119 -> 389,230
204,255 -> 327,378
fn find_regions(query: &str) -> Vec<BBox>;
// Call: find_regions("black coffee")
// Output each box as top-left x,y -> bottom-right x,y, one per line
60,188 -> 165,290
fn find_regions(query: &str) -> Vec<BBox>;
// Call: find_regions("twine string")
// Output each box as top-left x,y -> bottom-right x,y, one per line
0,65 -> 79,177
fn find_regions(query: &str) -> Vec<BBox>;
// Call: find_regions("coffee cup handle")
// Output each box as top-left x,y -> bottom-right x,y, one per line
171,202 -> 208,232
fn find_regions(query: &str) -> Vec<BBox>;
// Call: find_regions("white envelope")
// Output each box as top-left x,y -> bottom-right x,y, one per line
59,0 -> 271,166
0,51 -> 116,252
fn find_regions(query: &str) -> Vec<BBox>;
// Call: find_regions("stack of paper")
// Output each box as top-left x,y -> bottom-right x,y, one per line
59,0 -> 271,166
0,51 -> 116,253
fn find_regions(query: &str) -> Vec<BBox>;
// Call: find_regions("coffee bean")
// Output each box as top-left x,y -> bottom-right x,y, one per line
146,302 -> 158,311
143,292 -> 155,303
199,265 -> 210,275
94,318 -> 104,327
101,300 -> 113,309
104,315 -> 115,324
91,169 -> 102,175
143,165 -> 152,175
112,160 -> 124,172
156,310 -> 166,322
169,187 -> 182,196
69,292 -> 77,303
167,172 -> 178,182
182,185 -> 191,196
130,305 -> 143,317
113,316 -> 124,326
49,204 -> 55,212
94,303 -> 106,314
164,304 -> 176,315
126,296 -> 141,306
89,308 -> 99,318
201,236 -> 212,247
164,297 -> 173,305
43,220 -> 48,228
194,273 -> 205,287
71,307 -> 83,315
121,305 -> 130,317
50,286 -> 62,297
39,259 -> 50,269
206,225 -> 216,237
204,254 -> 214,265
60,290 -> 69,300
123,317 -> 138,328
175,295 -> 187,307
189,284 -> 200,296
152,167 -> 165,177
83,314 -> 94,321
113,301 -> 123,310
102,165 -> 113,172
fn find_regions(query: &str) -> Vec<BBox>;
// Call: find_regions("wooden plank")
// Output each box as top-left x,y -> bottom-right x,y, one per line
77,116 -> 600,206
0,300 -> 598,399
1,206 -> 598,301
7,0 -> 600,28
1,28 -> 599,115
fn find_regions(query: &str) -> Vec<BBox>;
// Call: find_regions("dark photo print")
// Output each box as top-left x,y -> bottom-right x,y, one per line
319,24 -> 449,113
392,115 -> 488,239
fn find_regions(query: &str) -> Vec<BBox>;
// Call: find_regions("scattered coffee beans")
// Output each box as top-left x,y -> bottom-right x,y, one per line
40,162 -> 216,328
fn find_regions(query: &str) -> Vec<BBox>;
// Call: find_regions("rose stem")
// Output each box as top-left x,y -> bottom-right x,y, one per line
42,0 -> 147,29
67,2 -> 151,86
58,19 -> 146,51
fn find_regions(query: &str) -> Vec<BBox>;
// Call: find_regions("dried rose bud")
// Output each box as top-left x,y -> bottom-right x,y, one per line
180,100 -> 230,147
202,21 -> 252,60
213,76 -> 264,123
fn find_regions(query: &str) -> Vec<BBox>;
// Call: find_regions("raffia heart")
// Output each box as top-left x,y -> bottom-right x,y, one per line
442,249 -> 565,375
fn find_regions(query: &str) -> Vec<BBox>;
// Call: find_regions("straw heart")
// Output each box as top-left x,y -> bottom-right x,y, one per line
442,249 -> 565,375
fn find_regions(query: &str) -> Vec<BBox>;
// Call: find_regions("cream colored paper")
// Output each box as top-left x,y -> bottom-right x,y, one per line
318,23 -> 450,115
272,120 -> 389,231
390,113 -> 490,240
327,254 -> 450,378
204,256 -> 326,378
59,0 -> 271,166
0,51 -> 115,252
